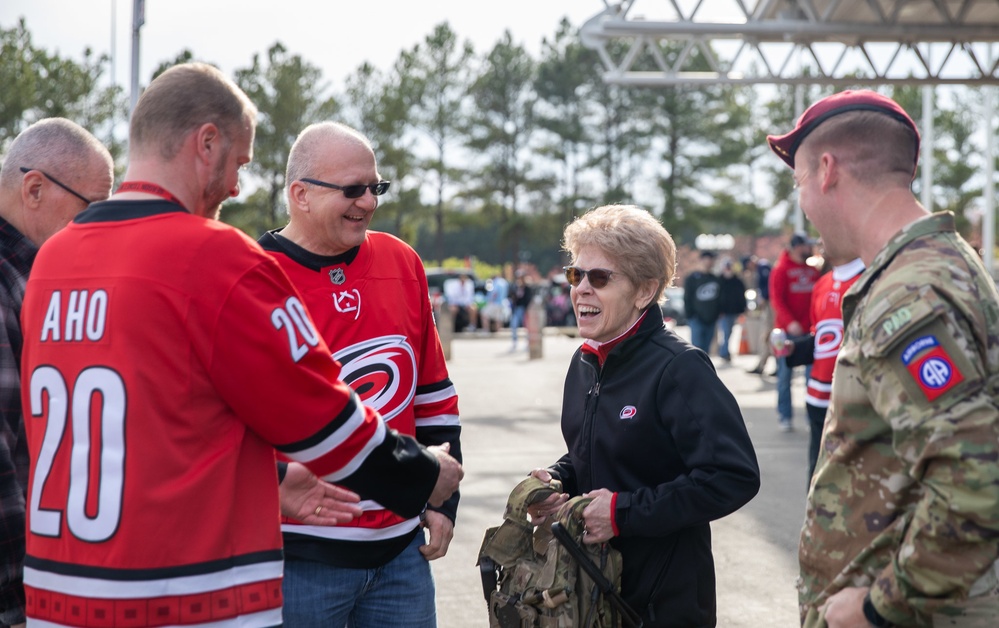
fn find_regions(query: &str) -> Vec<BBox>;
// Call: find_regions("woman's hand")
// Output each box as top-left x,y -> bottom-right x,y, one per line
581,488 -> 616,544
526,468 -> 568,525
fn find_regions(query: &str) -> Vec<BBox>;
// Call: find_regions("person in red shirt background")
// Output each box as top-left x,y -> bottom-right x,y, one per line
769,232 -> 820,431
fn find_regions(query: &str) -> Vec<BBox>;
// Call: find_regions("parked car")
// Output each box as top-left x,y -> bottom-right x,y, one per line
660,286 -> 686,326
425,268 -> 481,298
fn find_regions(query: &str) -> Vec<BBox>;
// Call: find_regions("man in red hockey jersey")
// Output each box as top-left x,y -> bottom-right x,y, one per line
19,63 -> 462,628
780,254 -> 864,480
259,122 -> 461,627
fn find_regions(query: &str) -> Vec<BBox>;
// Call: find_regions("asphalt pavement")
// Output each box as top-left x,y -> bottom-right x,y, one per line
432,326 -> 810,628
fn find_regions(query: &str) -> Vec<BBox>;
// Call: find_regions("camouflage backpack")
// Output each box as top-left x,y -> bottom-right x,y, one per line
477,477 -> 642,628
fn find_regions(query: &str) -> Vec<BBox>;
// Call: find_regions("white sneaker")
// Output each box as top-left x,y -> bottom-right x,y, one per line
779,419 -> 793,433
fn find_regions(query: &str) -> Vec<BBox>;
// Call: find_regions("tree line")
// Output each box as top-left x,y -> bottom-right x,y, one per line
1,17 -> 990,274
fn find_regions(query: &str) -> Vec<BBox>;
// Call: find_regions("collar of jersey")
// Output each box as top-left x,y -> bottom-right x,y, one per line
73,199 -> 187,224
259,229 -> 360,272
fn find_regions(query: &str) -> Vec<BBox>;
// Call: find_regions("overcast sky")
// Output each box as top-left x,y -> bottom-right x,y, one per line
3,1 -> 610,92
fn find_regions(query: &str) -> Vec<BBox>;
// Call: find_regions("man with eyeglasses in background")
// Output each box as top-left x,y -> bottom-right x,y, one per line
0,118 -> 113,628
259,122 -> 461,627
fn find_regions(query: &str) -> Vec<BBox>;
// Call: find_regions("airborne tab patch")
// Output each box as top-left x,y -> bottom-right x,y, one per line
901,335 -> 964,401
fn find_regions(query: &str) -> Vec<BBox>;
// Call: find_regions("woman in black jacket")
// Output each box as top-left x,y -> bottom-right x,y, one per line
527,204 -> 761,627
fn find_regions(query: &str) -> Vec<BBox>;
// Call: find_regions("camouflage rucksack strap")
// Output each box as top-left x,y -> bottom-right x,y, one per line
554,495 -> 591,539
478,476 -> 563,570
502,476 -> 564,523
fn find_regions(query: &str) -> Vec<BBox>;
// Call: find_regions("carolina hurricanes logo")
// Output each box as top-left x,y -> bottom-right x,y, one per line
696,283 -> 719,301
332,335 -> 416,422
619,405 -> 637,420
814,319 -> 844,360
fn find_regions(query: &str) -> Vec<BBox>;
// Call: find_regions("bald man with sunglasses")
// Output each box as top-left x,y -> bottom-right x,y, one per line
259,122 -> 462,627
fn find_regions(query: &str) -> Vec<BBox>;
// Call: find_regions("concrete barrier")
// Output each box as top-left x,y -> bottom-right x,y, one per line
526,297 -> 546,360
435,299 -> 453,361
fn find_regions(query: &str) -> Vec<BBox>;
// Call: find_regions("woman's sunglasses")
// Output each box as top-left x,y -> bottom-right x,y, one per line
563,266 -> 617,289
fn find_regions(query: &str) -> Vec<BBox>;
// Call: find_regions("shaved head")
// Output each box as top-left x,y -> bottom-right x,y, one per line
286,122 -> 373,189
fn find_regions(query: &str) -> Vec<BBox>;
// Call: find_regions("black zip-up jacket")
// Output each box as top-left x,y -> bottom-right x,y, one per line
718,274 -> 747,316
548,307 -> 760,627
683,272 -> 721,324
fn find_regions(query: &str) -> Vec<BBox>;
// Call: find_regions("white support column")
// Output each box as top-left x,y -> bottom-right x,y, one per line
985,83 -> 996,279
921,86 -> 934,213
794,84 -> 805,232
130,0 -> 145,113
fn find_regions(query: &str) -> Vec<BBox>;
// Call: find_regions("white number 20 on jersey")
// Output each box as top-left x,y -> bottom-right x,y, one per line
271,296 -> 320,362
28,366 -> 125,542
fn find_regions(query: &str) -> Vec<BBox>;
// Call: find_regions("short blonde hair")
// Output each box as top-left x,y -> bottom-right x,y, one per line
130,62 -> 256,160
562,204 -> 676,305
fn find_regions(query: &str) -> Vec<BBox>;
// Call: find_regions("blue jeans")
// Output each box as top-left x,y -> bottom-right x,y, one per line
282,531 -> 436,628
510,306 -> 526,346
777,356 -> 812,422
717,314 -> 738,359
688,318 -> 716,354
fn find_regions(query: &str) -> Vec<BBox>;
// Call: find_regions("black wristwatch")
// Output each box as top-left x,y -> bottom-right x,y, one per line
862,592 -> 891,627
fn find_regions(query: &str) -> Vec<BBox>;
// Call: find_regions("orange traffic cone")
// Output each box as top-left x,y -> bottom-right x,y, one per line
738,316 -> 752,355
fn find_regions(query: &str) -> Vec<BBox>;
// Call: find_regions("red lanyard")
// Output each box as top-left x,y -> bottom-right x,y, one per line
117,181 -> 186,209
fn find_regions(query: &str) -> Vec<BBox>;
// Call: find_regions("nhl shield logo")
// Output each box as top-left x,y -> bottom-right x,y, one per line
329,268 -> 346,285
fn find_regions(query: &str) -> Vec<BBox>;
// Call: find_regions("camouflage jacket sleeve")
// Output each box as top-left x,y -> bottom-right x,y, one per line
858,280 -> 999,624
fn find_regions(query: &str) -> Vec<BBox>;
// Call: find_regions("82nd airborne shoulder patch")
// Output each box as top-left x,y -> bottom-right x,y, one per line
900,335 -> 964,402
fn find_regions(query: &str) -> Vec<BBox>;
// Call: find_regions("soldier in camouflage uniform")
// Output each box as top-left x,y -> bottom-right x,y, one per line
768,90 -> 999,627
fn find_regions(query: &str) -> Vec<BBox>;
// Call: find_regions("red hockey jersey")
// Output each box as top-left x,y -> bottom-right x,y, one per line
806,258 -> 865,408
20,202 -> 438,627
259,231 -> 460,567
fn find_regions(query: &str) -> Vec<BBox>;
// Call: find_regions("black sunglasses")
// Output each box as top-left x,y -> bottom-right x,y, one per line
299,177 -> 391,199
563,266 -> 618,289
20,167 -> 94,205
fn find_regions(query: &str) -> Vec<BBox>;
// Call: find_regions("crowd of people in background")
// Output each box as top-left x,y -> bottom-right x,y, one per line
435,265 -> 578,343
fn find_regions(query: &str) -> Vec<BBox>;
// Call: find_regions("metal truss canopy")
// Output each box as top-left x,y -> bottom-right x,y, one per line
581,0 -> 999,86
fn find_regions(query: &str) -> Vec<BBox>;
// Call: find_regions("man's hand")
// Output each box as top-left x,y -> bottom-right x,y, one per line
819,586 -> 869,628
526,468 -> 568,525
581,488 -> 615,544
427,443 -> 463,507
419,510 -> 454,561
279,462 -> 363,525
786,321 -> 805,337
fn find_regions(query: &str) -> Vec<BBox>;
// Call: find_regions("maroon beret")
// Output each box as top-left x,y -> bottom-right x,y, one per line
767,90 -> 919,172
